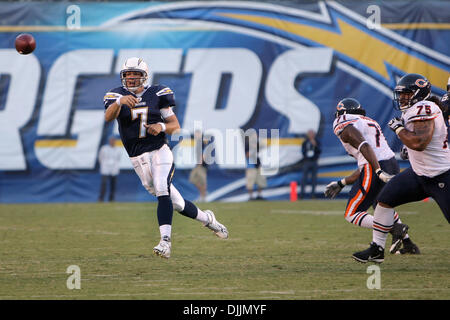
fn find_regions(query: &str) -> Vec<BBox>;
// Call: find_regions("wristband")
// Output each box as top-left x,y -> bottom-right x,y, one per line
337,178 -> 346,188
158,122 -> 166,132
375,168 -> 382,176
395,127 -> 404,135
357,141 -> 368,152
115,97 -> 122,107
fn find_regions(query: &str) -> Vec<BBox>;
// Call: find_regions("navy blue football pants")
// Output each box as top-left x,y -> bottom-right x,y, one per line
377,167 -> 450,223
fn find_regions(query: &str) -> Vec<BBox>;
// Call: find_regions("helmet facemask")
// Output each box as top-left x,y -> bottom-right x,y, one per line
394,88 -> 413,111
393,74 -> 431,111
394,87 -> 430,111
120,70 -> 148,92
120,57 -> 150,92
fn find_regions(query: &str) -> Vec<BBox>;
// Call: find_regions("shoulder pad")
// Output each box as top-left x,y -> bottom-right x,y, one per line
156,87 -> 174,96
407,101 -> 440,122
333,114 -> 359,135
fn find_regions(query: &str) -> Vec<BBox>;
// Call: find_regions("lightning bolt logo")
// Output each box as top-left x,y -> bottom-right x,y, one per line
220,13 -> 449,91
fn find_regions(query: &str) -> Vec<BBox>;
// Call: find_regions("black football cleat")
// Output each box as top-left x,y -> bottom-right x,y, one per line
352,242 -> 385,263
396,239 -> 421,255
389,223 -> 409,254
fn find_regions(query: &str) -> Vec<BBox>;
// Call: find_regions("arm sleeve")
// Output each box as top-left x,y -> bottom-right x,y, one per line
160,107 -> 175,119
156,86 -> 176,109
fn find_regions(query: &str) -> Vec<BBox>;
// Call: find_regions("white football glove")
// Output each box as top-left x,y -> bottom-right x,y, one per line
324,179 -> 346,199
375,168 -> 394,183
388,117 -> 404,135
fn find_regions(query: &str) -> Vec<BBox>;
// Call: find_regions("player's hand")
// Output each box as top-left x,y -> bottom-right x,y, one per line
388,117 -> 404,135
324,181 -> 344,199
375,168 -> 394,183
400,145 -> 408,160
144,123 -> 163,136
118,95 -> 140,107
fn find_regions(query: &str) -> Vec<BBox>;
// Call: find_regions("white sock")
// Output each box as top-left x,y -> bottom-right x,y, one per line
159,224 -> 172,240
372,205 -> 395,248
393,211 -> 401,224
345,212 -> 373,228
195,208 -> 209,224
359,213 -> 373,229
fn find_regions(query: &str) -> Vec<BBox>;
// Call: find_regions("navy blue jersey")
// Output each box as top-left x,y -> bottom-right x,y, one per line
104,85 -> 176,157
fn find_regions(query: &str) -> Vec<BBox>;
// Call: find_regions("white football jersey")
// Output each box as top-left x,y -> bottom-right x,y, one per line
401,100 -> 450,177
333,114 -> 395,168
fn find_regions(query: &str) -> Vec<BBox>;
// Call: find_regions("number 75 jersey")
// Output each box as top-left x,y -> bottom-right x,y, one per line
333,114 -> 395,168
401,100 -> 450,177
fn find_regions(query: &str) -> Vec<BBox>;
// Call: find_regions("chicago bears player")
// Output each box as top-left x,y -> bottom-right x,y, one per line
353,73 -> 450,263
104,57 -> 228,259
325,98 -> 418,254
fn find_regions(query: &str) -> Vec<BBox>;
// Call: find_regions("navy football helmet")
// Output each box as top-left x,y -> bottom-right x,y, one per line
335,98 -> 366,118
393,73 -> 431,111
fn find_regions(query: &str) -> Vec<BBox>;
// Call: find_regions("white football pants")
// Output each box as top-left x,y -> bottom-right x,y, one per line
130,144 -> 186,211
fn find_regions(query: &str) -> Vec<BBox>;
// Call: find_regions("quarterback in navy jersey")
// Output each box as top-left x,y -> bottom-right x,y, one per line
104,57 -> 228,259
104,84 -> 175,157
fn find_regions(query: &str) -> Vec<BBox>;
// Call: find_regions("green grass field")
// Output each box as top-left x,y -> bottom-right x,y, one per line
0,200 -> 448,300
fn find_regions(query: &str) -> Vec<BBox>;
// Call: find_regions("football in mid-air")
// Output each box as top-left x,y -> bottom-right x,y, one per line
15,33 -> 36,55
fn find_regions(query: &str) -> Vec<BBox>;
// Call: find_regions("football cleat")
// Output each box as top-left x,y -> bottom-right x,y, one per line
396,239 -> 421,255
204,210 -> 229,239
352,242 -> 385,263
389,223 -> 409,254
153,235 -> 171,259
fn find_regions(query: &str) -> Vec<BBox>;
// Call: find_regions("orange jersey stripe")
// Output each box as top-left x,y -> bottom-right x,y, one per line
345,164 -> 373,217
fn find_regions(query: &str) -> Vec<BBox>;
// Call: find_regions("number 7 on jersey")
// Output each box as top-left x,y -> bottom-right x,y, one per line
131,107 -> 149,138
